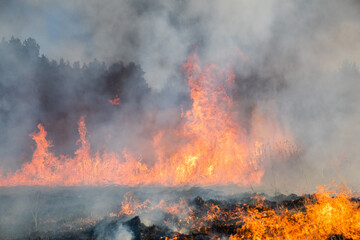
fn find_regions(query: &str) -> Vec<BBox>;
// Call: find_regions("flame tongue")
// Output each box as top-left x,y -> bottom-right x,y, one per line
0,52 -> 266,186
154,53 -> 264,185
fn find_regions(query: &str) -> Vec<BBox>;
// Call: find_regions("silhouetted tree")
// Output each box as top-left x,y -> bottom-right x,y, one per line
0,37 -> 151,162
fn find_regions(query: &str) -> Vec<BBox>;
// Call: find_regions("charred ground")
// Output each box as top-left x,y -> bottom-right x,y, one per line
0,186 -> 309,240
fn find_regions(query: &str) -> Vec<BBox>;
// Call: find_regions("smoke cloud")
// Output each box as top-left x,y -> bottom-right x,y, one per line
1,0 -> 360,192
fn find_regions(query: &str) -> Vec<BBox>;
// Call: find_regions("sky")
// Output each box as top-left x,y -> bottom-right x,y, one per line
1,0 -> 359,90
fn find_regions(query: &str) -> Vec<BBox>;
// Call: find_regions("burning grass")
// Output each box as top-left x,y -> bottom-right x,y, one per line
0,186 -> 359,239
113,186 -> 360,239
0,51 -> 349,239
230,187 -> 360,240
0,52 -> 293,187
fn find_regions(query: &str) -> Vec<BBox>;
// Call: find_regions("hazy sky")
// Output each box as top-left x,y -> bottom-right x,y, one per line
1,0 -> 360,90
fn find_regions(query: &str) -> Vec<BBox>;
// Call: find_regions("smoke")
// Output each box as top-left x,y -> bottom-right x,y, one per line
0,186 -> 227,238
1,0 -> 360,192
95,221 -> 133,240
0,38 -> 152,170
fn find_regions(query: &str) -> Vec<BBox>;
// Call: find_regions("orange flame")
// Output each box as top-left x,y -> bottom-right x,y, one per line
117,192 -> 151,217
112,192 -> 191,221
229,187 -> 360,239
153,52 -> 264,185
0,52 -> 292,186
111,187 -> 360,239
108,95 -> 120,105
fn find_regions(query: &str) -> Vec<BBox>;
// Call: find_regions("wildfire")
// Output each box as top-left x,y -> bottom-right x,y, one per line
111,187 -> 360,239
0,52 -> 291,186
229,187 -> 360,240
153,52 -> 266,185
117,192 -> 151,217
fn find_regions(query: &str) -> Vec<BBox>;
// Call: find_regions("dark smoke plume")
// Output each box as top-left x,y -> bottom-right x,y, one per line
0,38 -> 151,170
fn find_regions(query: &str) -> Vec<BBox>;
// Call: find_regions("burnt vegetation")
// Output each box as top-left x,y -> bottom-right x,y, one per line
0,187 -> 353,240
